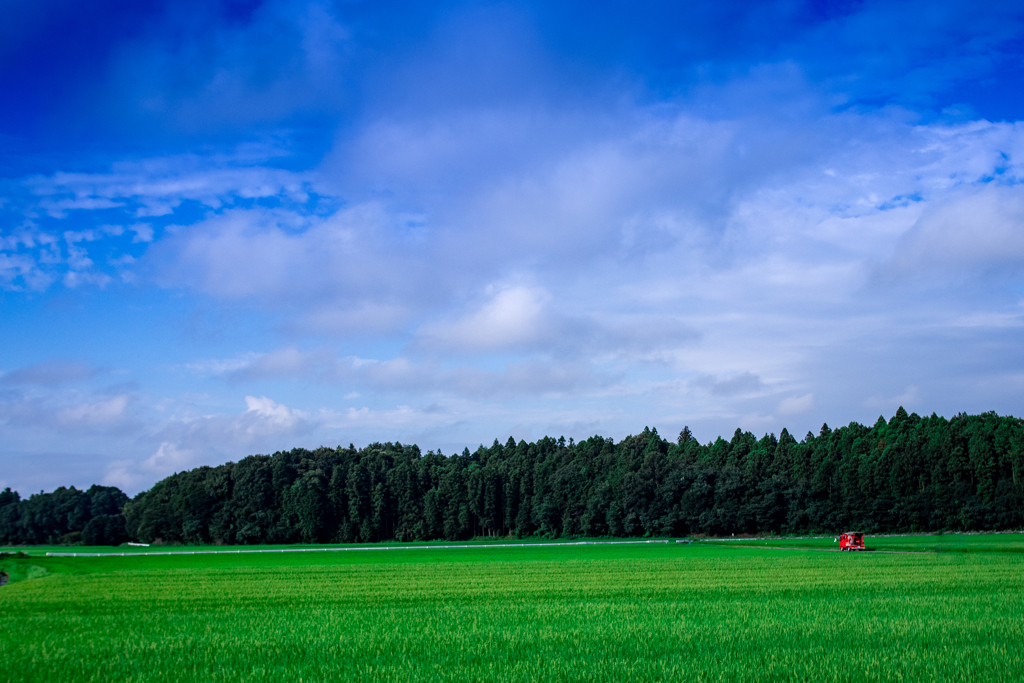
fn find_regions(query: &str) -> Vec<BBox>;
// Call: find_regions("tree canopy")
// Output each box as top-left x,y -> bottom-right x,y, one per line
3,409 -> 1022,546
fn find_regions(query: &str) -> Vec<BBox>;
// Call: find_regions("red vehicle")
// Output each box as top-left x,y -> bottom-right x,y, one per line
838,532 -> 866,551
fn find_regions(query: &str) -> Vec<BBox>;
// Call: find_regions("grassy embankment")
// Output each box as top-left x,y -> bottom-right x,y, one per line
1,535 -> 1022,681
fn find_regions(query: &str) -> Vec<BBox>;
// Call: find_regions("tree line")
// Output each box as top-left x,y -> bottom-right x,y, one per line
0,485 -> 129,546
2,409 -> 1022,546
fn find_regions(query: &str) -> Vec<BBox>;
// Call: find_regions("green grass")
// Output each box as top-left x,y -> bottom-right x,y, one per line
0,537 -> 672,558
2,536 -> 1023,681
702,532 -> 1024,553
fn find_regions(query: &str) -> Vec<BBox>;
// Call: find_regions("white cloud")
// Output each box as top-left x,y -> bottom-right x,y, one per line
146,202 -> 434,336
39,197 -> 123,218
320,404 -> 454,431
0,252 -> 53,291
418,284 -> 552,352
104,442 -> 199,490
243,395 -> 306,431
63,270 -> 112,288
777,393 -> 815,416
235,348 -> 325,380
57,395 -> 130,427
9,70 -> 1024,496
144,441 -> 197,472
884,184 -> 1024,278
3,148 -> 318,292
196,346 -> 606,398
98,395 -> 317,491
150,395 -> 315,446
131,223 -> 155,242
27,154 -> 312,211
186,353 -> 262,377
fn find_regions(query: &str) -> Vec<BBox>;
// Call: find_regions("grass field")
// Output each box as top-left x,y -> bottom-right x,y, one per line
700,532 -> 1024,553
2,535 -> 1023,682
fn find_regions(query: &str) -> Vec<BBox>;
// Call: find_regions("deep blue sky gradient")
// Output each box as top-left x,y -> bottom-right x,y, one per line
3,0 -> 1024,494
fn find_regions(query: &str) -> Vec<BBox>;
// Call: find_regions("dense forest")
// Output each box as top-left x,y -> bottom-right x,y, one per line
2,409 -> 1023,546
0,485 -> 129,546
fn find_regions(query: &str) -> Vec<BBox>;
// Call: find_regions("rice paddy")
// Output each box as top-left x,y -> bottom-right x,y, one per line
2,535 -> 1022,681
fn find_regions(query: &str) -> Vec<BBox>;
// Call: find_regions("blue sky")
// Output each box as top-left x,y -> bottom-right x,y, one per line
3,0 -> 1024,495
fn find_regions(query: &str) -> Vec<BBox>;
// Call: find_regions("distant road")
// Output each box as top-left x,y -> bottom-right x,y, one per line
47,539 -> 671,557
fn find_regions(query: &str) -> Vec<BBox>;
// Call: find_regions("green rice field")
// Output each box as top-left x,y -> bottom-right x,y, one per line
2,535 -> 1023,682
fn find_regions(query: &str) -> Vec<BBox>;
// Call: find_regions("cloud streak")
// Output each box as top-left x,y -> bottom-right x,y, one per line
1,359 -> 100,386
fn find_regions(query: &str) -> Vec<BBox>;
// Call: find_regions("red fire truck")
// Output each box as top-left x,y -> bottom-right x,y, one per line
838,532 -> 866,551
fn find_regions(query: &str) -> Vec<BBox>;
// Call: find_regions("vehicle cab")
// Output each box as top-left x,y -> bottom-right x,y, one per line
838,532 -> 865,551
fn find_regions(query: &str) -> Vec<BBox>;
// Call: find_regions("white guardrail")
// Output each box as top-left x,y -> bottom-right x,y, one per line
47,539 -> 672,557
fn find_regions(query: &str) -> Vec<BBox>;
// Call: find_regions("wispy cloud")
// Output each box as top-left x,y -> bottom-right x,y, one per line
692,372 -> 765,397
102,395 -> 317,491
882,183 -> 1024,279
191,346 -> 608,399
417,284 -> 554,353
865,386 -> 920,412
778,393 -> 815,416
1,359 -> 100,386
